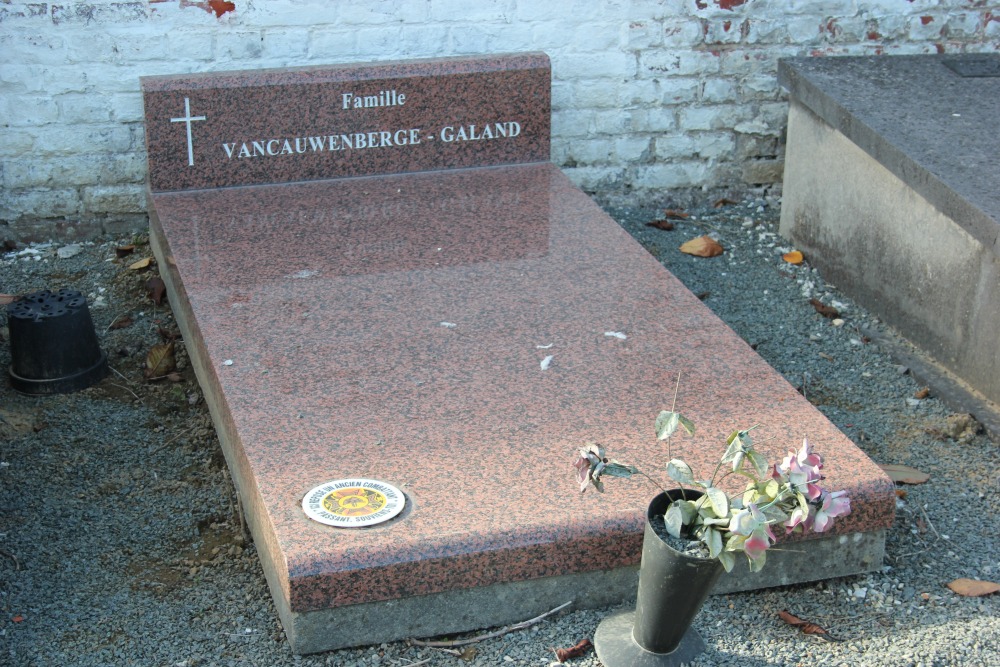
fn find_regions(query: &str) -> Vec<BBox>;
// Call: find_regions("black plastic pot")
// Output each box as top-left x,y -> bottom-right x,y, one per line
594,489 -> 725,667
6,289 -> 108,395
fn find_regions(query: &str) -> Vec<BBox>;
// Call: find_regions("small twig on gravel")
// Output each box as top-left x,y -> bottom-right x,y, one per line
107,382 -> 141,402
408,600 -> 573,648
149,424 -> 198,455
917,504 -> 942,541
0,548 -> 22,570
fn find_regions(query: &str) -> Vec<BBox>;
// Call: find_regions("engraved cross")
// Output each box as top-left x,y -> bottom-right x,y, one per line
170,97 -> 207,167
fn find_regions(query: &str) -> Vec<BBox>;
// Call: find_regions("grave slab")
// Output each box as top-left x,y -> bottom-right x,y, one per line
779,55 -> 1000,407
143,54 -> 895,654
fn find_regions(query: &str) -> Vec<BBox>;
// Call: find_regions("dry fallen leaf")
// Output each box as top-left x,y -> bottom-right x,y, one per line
0,293 -> 19,306
145,276 -> 167,305
679,235 -> 724,258
663,209 -> 690,220
809,298 -> 840,319
128,257 -> 154,271
158,327 -> 181,342
778,610 -> 839,641
878,463 -> 930,485
145,342 -> 176,379
914,387 -> 930,399
895,488 -> 908,499
109,315 -> 134,330
554,638 -> 593,662
947,578 -> 1000,597
783,250 -> 805,264
645,219 -> 675,231
713,197 -> 739,208
115,244 -> 136,258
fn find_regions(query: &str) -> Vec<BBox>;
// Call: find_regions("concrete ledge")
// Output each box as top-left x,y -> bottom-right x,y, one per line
282,530 -> 884,654
779,56 -> 1000,406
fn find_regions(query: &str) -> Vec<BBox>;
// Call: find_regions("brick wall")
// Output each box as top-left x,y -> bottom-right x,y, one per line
2,0 -> 998,239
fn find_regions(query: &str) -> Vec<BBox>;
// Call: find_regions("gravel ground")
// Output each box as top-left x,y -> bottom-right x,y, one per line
2,196 -> 998,667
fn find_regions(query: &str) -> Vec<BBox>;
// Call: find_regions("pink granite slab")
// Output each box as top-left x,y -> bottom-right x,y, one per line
141,53 -> 550,191
149,162 -> 896,615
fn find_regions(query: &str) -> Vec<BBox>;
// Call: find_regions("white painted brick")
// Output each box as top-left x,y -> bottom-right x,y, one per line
0,129 -> 35,156
701,78 -> 738,103
623,20 -> 663,50
641,50 -> 721,77
551,110 -> 596,138
632,162 -> 709,190
659,77 -> 700,105
745,19 -> 788,45
594,110 -> 632,135
0,33 -> 68,65
34,125 -> 136,156
0,188 -> 80,220
693,132 -> 735,159
338,0 -> 426,25
740,74 -> 780,99
786,17 -> 822,43
82,184 -> 145,214
216,30 -> 265,61
619,79 -> 662,106
351,28 -> 408,59
555,52 -> 636,79
110,93 -> 145,124
626,108 -> 676,133
1,95 -> 61,125
251,0 -> 340,27
573,81 -> 626,109
614,137 -> 652,163
2,154 -> 140,189
661,20 -> 704,48
399,25 -> 451,53
261,29 -> 311,62
568,22 -> 624,52
678,105 -> 747,132
57,94 -> 114,124
563,139 -> 615,165
308,31 -> 360,60
428,0 -> 511,23
51,2 -> 148,25
704,18 -> 745,45
655,134 -> 698,160
562,165 -> 626,191
942,13 -> 981,39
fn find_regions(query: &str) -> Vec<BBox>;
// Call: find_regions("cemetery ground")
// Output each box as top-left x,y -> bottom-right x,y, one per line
2,196 -> 998,667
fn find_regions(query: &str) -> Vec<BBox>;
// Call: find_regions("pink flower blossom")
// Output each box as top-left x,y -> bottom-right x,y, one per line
813,489 -> 851,532
743,527 -> 774,561
784,505 -> 813,533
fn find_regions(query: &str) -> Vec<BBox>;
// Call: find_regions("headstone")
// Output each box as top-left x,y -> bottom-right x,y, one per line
143,53 -> 895,655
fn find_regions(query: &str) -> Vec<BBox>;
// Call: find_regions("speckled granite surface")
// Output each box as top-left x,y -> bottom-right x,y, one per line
149,162 -> 895,614
142,53 -> 550,191
144,55 -> 894,645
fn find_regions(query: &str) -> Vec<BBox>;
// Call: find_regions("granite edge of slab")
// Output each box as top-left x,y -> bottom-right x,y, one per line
140,52 -> 551,90
283,530 -> 885,654
777,56 -> 999,256
148,198 -> 296,616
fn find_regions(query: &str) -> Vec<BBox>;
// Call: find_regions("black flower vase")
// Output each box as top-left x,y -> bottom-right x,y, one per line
594,489 -> 725,667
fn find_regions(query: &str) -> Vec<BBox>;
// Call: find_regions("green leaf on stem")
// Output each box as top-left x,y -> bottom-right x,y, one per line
707,527 -> 723,558
655,411 -> 695,440
746,449 -> 769,478
664,503 -> 685,538
706,486 -> 729,518
718,550 -> 736,573
666,459 -> 695,485
602,462 -> 638,478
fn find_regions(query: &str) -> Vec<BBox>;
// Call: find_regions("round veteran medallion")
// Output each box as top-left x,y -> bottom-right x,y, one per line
301,478 -> 405,527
